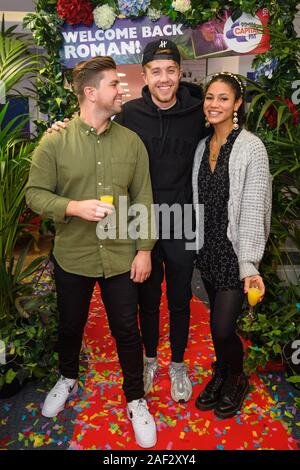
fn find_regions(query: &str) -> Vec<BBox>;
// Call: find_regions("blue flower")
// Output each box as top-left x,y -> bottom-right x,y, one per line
118,0 -> 151,17
254,58 -> 279,81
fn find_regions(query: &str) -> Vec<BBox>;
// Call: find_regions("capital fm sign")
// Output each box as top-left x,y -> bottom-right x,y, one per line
224,9 -> 270,55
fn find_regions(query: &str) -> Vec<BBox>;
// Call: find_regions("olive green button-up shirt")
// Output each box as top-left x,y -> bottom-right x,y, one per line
26,117 -> 156,277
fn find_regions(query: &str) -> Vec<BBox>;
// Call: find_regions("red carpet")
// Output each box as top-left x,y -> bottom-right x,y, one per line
69,285 -> 298,450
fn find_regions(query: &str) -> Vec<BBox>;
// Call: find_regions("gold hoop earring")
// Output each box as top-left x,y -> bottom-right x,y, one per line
232,111 -> 239,130
205,116 -> 210,128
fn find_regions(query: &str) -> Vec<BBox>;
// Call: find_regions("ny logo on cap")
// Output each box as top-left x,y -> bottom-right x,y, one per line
159,40 -> 168,48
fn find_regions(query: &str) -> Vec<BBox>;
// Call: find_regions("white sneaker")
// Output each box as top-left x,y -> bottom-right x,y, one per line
169,362 -> 192,402
143,357 -> 158,394
41,376 -> 78,418
127,398 -> 157,448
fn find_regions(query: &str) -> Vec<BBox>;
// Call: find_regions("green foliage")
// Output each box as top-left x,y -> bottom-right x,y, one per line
0,20 -> 59,392
23,8 -> 77,135
0,101 -> 44,319
0,33 -> 39,93
237,26 -> 300,375
238,276 -> 300,372
294,397 -> 300,411
32,59 -> 78,135
0,285 -> 59,389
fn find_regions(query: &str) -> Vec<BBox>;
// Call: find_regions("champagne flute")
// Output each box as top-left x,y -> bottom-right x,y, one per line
247,284 -> 261,321
96,185 -> 115,238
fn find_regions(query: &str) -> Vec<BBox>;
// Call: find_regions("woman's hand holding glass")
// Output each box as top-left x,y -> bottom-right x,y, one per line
244,275 -> 265,321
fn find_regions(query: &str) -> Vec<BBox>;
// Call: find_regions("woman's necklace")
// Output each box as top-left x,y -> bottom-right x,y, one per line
209,135 -> 227,162
210,153 -> 218,162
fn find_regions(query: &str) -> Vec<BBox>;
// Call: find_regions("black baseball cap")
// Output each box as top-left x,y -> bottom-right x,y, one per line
142,39 -> 181,66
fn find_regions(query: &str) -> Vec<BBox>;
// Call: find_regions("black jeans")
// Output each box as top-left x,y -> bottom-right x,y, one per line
203,278 -> 245,375
138,241 -> 194,363
53,258 -> 144,403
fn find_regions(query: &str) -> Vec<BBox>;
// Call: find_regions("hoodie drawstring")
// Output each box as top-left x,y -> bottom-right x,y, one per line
157,109 -> 171,158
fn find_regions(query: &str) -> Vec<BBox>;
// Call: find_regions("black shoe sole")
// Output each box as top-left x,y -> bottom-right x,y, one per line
213,382 -> 250,419
195,398 -> 219,411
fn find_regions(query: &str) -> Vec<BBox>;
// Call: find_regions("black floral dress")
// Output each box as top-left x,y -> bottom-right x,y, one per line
196,128 -> 243,290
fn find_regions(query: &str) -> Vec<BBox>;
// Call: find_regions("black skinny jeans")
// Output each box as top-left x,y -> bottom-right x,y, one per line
138,241 -> 194,363
53,258 -> 144,403
203,279 -> 245,375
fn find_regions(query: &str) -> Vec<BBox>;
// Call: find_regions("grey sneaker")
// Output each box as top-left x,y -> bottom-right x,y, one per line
169,362 -> 192,402
143,358 -> 158,395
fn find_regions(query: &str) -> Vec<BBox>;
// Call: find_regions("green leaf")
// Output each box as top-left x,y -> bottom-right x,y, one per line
256,99 -> 275,130
287,376 -> 300,383
16,256 -> 46,283
276,105 -> 288,133
247,93 -> 265,120
5,368 -> 17,384
273,344 -> 282,355
55,97 -> 63,107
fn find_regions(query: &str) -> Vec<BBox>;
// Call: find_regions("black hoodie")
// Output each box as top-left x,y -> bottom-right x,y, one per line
114,82 -> 207,209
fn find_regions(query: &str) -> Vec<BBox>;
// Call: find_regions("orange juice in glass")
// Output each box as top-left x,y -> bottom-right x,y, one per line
247,285 -> 261,321
100,185 -> 114,205
96,186 -> 115,237
100,194 -> 114,205
247,287 -> 261,307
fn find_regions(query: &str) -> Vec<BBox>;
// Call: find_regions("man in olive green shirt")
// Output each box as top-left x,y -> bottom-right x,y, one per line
26,56 -> 157,449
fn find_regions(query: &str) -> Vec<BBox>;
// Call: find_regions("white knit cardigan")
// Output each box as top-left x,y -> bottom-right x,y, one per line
192,129 -> 272,280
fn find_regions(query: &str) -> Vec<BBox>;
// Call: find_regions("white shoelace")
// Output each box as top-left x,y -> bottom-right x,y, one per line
130,399 -> 150,423
51,378 -> 74,397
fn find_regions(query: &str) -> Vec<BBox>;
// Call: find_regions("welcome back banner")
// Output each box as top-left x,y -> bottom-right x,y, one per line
59,11 -> 270,68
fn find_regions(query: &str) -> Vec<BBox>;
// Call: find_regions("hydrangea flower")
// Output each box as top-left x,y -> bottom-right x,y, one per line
147,7 -> 161,22
254,58 -> 279,81
172,0 -> 191,14
93,5 -> 116,30
118,0 -> 151,17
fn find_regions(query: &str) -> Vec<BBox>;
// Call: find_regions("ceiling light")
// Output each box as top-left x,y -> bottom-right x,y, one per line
120,82 -> 128,86
117,73 -> 126,77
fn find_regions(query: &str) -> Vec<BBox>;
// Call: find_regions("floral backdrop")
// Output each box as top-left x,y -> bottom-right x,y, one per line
23,0 -> 299,128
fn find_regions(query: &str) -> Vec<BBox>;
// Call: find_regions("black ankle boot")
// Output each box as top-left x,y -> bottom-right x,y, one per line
195,362 -> 227,411
214,372 -> 249,419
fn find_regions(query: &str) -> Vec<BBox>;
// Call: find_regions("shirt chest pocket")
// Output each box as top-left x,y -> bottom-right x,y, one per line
112,161 -> 135,190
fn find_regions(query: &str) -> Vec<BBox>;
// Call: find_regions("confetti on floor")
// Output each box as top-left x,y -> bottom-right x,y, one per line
0,270 -> 299,450
69,286 -> 299,450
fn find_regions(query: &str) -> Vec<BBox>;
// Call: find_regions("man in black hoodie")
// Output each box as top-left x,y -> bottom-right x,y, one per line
49,40 -> 207,403
114,39 -> 207,402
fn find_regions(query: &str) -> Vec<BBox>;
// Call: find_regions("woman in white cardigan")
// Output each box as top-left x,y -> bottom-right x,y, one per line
192,72 -> 272,419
